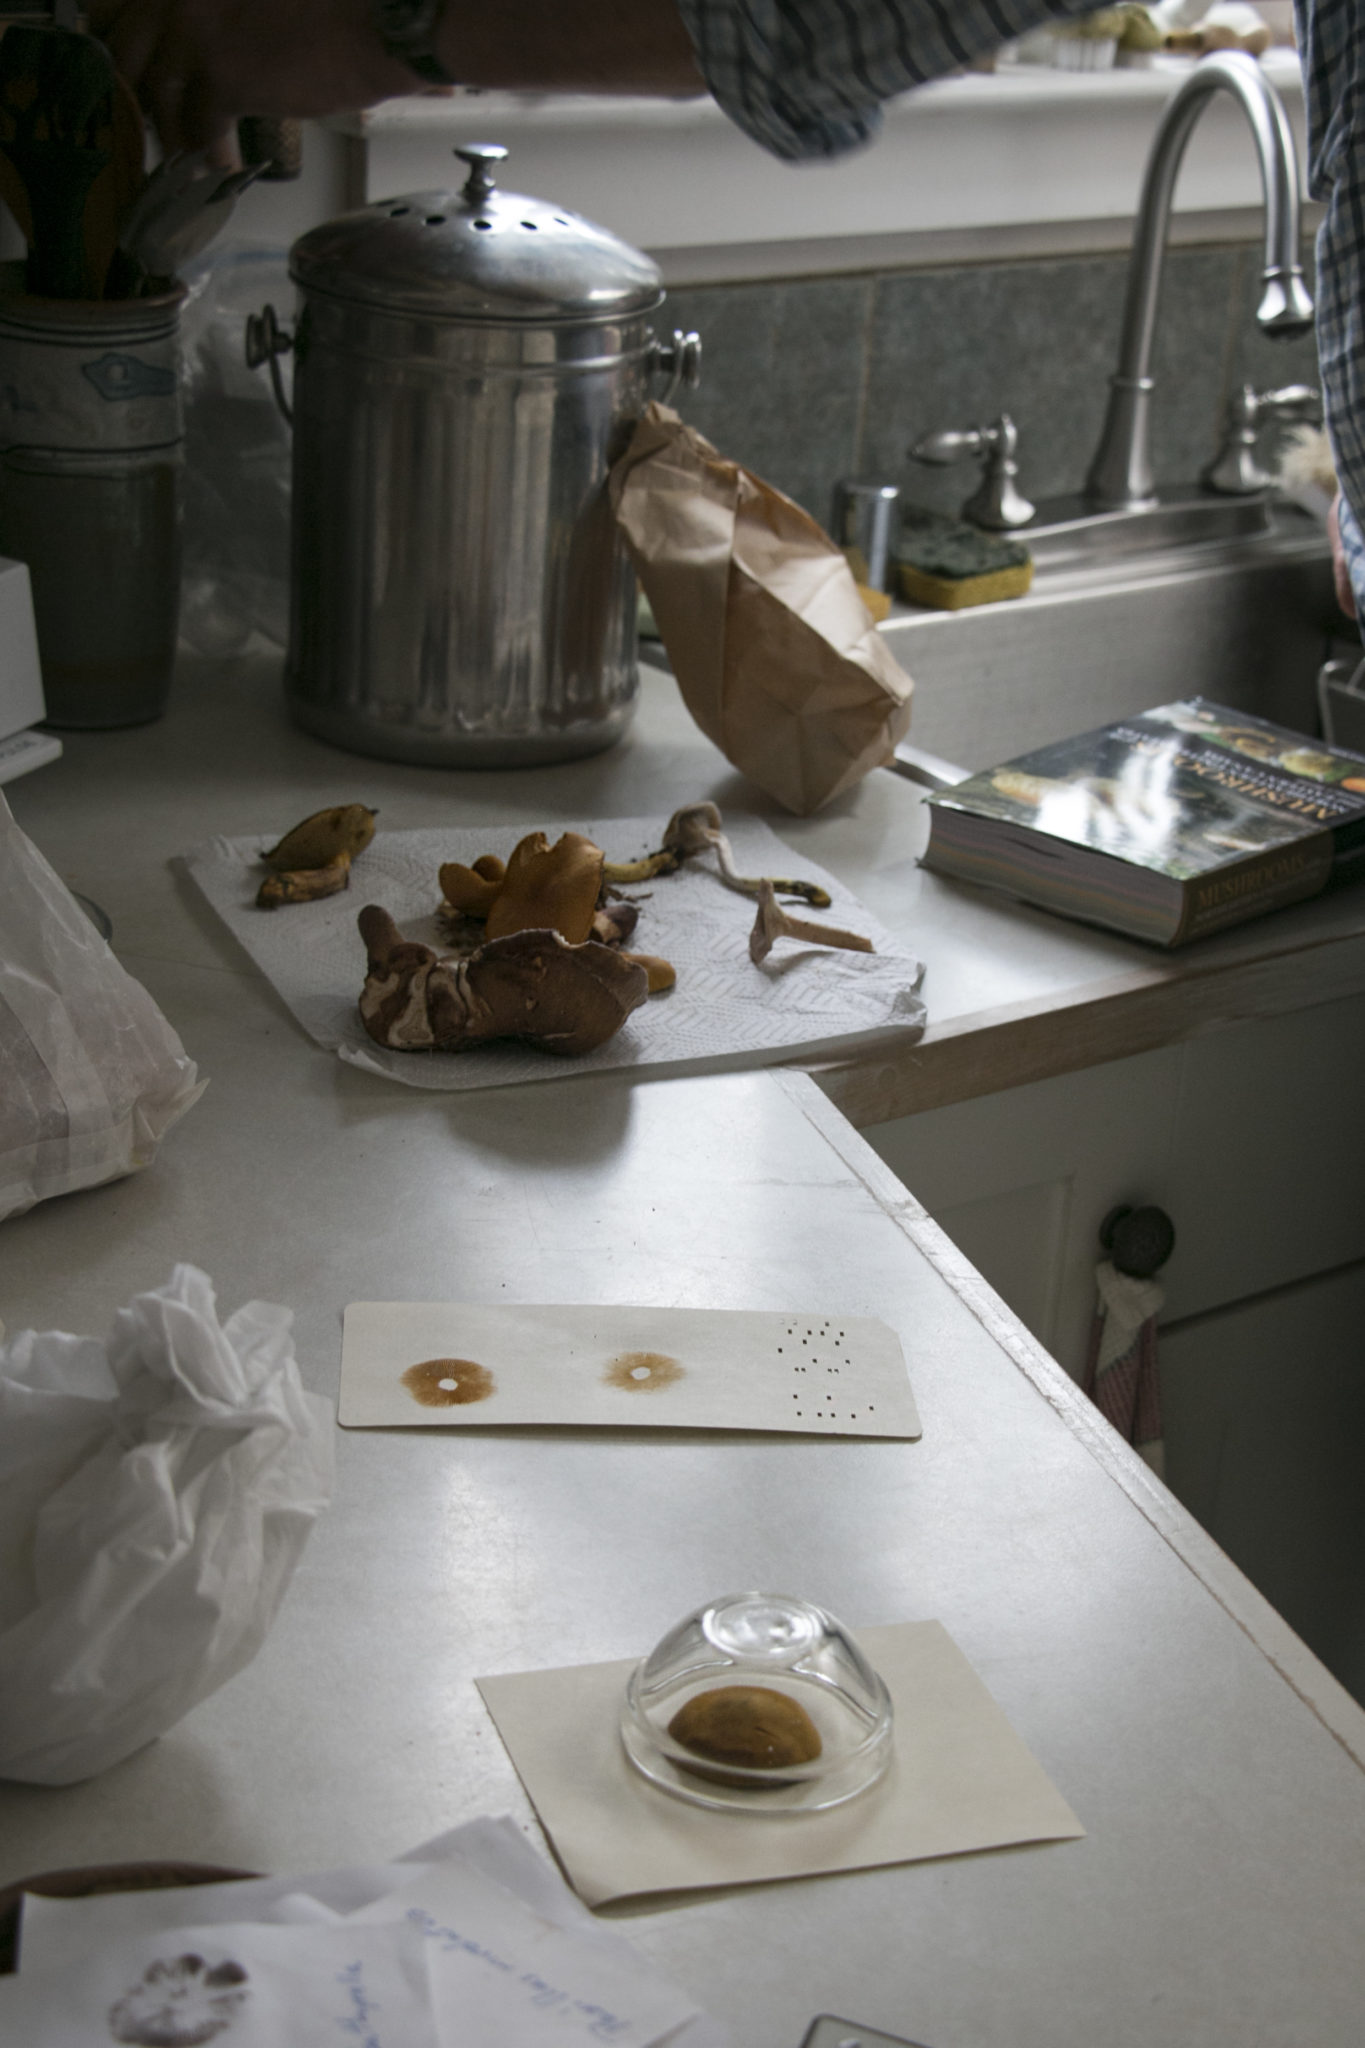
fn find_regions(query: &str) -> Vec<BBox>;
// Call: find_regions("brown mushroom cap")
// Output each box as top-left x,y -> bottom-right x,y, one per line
466,930 -> 648,1054
358,905 -> 472,1049
357,907 -> 647,1058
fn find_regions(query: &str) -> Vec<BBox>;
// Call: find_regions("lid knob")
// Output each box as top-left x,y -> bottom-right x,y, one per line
455,142 -> 508,205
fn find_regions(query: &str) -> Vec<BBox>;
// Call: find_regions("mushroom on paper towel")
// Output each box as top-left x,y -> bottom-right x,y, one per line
357,906 -> 649,1057
437,830 -> 675,992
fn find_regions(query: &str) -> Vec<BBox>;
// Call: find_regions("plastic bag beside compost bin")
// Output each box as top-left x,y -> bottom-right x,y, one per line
0,1264 -> 334,1785
179,243 -> 293,655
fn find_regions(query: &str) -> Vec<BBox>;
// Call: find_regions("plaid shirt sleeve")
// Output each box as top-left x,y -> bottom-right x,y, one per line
1296,0 -> 1365,619
675,0 -> 1124,161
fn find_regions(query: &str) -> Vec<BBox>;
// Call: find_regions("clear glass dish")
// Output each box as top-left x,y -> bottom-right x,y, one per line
620,1591 -> 893,1815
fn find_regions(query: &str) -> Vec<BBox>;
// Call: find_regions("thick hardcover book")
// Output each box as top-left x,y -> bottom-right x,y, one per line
921,699 -> 1365,946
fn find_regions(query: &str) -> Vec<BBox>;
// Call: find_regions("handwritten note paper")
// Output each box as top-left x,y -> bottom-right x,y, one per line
6,1820 -> 711,2046
354,1862 -> 698,2047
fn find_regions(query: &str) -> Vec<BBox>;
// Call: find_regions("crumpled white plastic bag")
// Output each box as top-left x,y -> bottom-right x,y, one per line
0,1264 -> 334,1785
0,790 -> 204,1221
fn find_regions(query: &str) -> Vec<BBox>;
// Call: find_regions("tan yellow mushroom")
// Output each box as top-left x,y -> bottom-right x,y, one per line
484,831 -> 605,943
256,802 -> 379,909
257,853 -> 353,909
437,857 -> 505,920
622,952 -> 676,992
440,832 -> 606,943
262,804 -> 377,872
436,832 -> 677,995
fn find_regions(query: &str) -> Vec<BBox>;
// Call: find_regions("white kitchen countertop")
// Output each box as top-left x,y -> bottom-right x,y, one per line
4,653 -> 1365,2046
15,648 -> 1365,1120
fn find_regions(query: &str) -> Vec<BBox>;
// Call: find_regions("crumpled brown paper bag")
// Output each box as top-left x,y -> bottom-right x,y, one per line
608,404 -> 913,815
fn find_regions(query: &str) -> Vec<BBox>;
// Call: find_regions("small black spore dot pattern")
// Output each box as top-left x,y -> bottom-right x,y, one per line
783,1319 -> 875,1428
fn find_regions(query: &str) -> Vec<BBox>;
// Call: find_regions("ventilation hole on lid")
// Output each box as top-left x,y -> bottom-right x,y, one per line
388,205 -> 410,217
425,214 -> 446,226
473,218 -> 493,230
520,219 -> 539,230
555,215 -> 570,224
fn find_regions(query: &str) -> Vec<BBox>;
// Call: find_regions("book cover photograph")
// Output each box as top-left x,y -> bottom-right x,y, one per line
922,699 -> 1365,946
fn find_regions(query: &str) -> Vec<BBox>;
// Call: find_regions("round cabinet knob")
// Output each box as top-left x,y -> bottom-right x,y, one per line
1099,1203 -> 1175,1278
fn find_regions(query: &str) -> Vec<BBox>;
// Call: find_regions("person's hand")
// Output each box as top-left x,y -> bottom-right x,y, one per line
89,0 -> 414,154
1329,491 -> 1358,620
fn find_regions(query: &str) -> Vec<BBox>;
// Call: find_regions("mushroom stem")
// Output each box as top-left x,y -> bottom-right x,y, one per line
749,879 -> 874,965
601,850 -> 683,884
605,802 -> 833,907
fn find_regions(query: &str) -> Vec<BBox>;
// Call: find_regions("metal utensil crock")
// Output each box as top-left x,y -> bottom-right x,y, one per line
252,143 -> 699,768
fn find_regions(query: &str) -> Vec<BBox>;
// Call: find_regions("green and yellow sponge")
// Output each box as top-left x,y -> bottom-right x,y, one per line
896,508 -> 1034,611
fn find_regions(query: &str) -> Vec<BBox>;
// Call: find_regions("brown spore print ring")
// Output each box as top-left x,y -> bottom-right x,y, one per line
401,1357 -> 496,1407
604,1350 -> 684,1392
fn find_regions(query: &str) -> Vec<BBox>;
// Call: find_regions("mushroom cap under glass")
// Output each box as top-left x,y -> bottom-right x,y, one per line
621,1591 -> 894,1815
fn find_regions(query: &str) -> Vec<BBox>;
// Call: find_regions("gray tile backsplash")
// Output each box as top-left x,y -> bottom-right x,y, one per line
659,274 -> 873,519
663,237 -> 1323,531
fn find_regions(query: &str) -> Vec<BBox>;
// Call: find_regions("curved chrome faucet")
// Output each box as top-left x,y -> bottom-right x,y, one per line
1085,50 -> 1314,512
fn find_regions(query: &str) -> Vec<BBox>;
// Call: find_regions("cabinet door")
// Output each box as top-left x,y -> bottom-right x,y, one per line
1160,1257 -> 1365,1703
865,1047 -> 1182,1370
864,990 -> 1365,1377
1160,993 -> 1365,1322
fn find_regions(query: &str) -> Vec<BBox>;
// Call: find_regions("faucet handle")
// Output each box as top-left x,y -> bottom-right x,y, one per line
1256,383 -> 1321,418
909,413 -> 1035,529
1202,382 -> 1321,495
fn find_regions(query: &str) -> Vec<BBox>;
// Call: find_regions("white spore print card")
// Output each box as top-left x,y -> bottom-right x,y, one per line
338,1302 -> 921,1439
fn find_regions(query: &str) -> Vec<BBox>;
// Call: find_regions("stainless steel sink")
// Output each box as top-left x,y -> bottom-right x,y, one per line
880,497 -> 1341,772
1021,489 -> 1276,570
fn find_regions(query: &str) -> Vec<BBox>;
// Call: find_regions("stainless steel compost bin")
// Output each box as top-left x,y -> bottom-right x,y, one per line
255,143 -> 698,767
